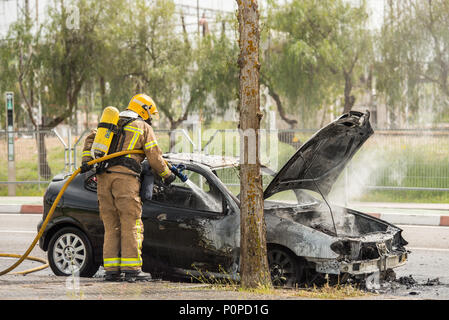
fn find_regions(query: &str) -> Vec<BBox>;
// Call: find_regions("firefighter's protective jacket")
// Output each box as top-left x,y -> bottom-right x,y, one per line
82,118 -> 171,179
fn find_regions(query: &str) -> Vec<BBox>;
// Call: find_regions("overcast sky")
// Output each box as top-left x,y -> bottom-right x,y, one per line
172,0 -> 385,29
0,0 -> 386,37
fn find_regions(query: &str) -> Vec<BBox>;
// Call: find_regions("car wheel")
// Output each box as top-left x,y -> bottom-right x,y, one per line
48,227 -> 99,277
267,247 -> 300,287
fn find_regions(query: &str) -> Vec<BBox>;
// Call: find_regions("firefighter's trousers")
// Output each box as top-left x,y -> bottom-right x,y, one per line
97,167 -> 144,272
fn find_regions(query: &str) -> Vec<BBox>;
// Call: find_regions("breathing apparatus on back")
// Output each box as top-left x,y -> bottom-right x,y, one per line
91,94 -> 160,158
87,94 -> 162,175
91,106 -> 120,160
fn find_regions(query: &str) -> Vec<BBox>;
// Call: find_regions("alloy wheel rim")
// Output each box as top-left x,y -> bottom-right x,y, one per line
53,233 -> 86,274
268,249 -> 295,286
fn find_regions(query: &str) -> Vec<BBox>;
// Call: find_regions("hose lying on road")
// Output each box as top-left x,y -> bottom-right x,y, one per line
0,253 -> 49,275
0,150 -> 145,276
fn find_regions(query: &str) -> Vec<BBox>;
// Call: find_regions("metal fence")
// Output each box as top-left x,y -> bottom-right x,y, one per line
339,129 -> 449,204
0,128 -> 197,196
201,128 -> 449,204
1,127 -> 448,203
0,129 -> 68,196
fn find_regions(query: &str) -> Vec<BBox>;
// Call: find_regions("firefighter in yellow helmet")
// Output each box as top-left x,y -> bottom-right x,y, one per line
81,94 -> 176,282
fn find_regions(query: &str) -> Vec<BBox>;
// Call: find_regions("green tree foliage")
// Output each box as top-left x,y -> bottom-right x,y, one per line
96,0 -> 238,130
1,14 -> 40,129
2,0 -> 238,129
0,0 -> 387,135
38,0 -> 107,129
189,26 -> 239,122
101,0 -> 190,129
376,0 -> 449,126
3,0 -> 107,130
0,39 -> 23,128
2,0 -> 109,178
263,0 -> 371,127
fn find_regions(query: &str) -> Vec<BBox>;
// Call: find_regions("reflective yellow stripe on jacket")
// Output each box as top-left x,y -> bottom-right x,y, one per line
160,168 -> 171,178
82,151 -> 92,158
145,140 -> 158,150
124,125 -> 143,157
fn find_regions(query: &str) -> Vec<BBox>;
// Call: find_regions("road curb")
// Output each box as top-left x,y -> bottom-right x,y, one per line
0,204 -> 43,214
440,216 -> 449,226
20,205 -> 44,214
365,212 -> 449,227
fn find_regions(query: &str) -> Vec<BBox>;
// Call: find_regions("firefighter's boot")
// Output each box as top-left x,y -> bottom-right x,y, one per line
104,270 -> 122,282
123,270 -> 152,282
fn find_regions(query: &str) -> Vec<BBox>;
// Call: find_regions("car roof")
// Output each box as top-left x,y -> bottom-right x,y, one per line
163,153 -> 240,169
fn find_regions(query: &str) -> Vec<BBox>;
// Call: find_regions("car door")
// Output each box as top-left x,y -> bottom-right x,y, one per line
142,168 -> 233,272
60,172 -> 104,261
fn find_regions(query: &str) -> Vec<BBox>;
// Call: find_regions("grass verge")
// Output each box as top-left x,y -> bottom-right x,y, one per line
187,267 -> 369,299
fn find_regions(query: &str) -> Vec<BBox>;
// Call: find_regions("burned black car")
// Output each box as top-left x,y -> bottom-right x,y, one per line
38,111 -> 408,286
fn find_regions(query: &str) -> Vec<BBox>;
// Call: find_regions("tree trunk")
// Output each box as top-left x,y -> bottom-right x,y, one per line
343,70 -> 356,113
37,129 -> 52,180
99,76 -> 106,109
165,98 -> 193,153
18,50 -> 52,180
260,75 -> 298,128
236,0 -> 271,289
169,121 -> 178,153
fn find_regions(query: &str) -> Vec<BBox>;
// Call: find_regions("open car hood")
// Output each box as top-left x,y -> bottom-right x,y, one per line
263,111 -> 373,199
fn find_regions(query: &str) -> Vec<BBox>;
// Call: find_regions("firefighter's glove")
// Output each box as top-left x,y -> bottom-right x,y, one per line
80,162 -> 93,173
163,173 -> 176,187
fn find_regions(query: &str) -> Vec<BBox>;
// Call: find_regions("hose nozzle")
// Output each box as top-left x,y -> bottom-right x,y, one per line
169,163 -> 188,182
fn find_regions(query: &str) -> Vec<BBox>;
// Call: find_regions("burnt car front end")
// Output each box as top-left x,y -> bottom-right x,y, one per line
329,208 -> 408,273
263,110 -> 408,283
307,207 -> 408,278
265,199 -> 408,282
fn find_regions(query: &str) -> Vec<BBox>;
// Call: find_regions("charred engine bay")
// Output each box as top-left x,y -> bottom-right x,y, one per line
265,201 -> 407,261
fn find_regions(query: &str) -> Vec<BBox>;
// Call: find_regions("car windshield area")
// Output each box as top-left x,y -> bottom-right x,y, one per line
213,165 -> 275,198
212,165 -> 320,207
84,168 -> 225,214
152,169 -> 225,214
264,189 -> 320,208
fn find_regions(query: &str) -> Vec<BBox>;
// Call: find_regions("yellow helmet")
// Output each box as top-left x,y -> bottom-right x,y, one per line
127,93 -> 159,120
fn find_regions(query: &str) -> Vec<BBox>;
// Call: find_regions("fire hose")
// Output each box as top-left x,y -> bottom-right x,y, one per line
0,150 -> 146,276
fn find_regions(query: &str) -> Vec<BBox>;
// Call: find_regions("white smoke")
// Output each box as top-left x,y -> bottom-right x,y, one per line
328,141 -> 408,206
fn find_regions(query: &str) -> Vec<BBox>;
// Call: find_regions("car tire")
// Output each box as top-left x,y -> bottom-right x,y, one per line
47,226 -> 99,277
267,247 -> 300,287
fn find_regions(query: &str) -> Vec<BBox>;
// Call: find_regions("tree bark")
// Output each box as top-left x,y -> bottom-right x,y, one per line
164,94 -> 196,152
236,0 -> 271,289
37,129 -> 52,180
343,70 -> 356,113
99,76 -> 106,109
260,75 -> 298,128
18,34 -> 52,180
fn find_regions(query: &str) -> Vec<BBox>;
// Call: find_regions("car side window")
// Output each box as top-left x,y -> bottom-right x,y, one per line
152,170 -> 224,214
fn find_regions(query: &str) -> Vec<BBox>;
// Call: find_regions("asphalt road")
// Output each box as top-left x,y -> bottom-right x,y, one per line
0,214 -> 47,266
385,224 -> 449,299
1,214 -> 449,299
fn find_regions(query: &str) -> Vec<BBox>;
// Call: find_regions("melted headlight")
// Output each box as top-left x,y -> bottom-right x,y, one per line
330,240 -> 351,256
